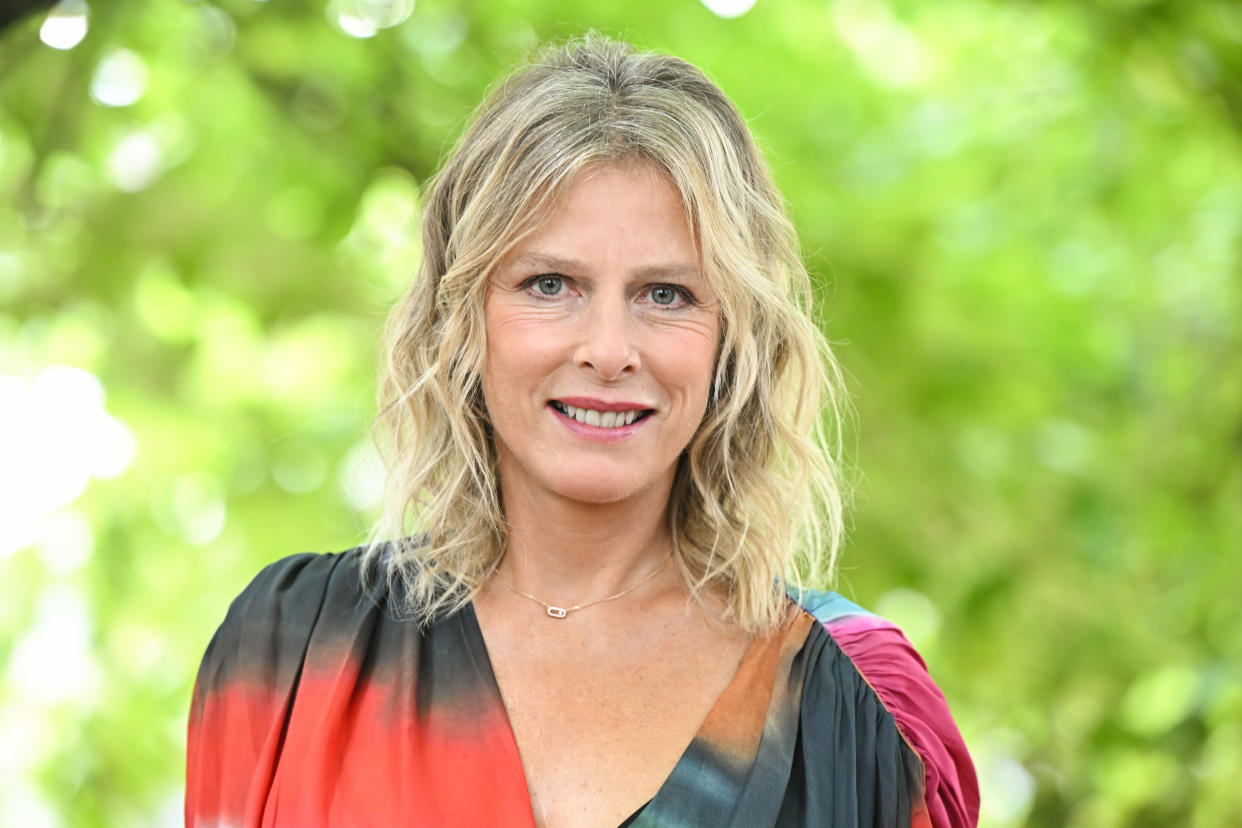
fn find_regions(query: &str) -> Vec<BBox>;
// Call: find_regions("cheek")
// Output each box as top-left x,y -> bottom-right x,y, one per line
655,325 -> 720,404
482,306 -> 567,401
486,302 -> 537,360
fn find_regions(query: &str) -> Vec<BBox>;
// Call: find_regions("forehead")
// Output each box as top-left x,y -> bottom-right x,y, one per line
500,163 -> 700,274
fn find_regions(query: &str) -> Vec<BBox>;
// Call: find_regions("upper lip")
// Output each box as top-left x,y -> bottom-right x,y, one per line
553,396 -> 653,412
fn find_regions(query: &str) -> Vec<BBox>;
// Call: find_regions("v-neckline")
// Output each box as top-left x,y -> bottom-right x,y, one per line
459,600 -> 813,827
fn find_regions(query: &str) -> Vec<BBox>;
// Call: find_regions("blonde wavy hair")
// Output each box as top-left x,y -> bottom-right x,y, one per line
369,35 -> 848,633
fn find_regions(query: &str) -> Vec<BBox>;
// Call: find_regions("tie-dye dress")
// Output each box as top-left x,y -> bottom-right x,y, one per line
186,548 -> 978,826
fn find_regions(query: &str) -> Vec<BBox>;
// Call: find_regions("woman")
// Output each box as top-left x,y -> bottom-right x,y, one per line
187,37 -> 979,827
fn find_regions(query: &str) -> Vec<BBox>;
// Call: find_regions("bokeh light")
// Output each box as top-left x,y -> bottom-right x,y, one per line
105,130 -> 163,192
89,49 -> 148,108
328,0 -> 415,39
699,0 -> 757,19
38,0 -> 89,51
0,367 -> 135,557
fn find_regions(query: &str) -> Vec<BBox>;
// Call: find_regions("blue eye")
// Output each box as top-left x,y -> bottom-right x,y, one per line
535,276 -> 564,296
647,285 -> 693,307
651,286 -> 678,305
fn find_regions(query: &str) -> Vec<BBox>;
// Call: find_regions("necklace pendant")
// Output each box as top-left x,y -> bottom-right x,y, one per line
545,605 -> 568,619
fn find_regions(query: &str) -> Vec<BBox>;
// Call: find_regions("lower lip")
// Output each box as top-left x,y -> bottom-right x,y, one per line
548,404 -> 651,442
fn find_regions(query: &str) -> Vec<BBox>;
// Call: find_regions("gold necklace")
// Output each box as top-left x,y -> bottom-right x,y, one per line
496,556 -> 674,619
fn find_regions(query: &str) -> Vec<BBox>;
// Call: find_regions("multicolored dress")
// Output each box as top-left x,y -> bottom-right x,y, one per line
186,548 -> 978,826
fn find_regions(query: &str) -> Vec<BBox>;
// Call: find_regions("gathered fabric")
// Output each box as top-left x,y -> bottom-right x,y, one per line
187,549 -> 978,827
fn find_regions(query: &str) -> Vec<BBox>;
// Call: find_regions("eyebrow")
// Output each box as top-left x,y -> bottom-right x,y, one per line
509,252 -> 702,281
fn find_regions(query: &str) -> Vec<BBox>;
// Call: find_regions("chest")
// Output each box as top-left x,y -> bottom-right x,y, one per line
481,615 -> 750,827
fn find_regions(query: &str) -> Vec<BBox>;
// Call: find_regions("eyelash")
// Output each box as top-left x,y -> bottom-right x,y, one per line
520,275 -> 697,309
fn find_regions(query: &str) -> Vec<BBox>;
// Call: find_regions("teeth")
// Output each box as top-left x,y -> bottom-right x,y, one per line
557,403 -> 646,428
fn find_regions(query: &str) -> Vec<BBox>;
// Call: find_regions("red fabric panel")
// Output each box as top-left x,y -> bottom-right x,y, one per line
186,673 -> 535,827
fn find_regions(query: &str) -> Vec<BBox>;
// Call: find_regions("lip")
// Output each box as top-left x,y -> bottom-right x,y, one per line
553,396 -> 653,412
547,402 -> 652,442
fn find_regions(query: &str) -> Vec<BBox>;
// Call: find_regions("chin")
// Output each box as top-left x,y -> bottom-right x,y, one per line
549,476 -> 645,506
538,459 -> 668,506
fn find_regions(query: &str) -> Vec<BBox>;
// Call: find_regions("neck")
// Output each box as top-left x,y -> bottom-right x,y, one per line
494,472 -> 677,604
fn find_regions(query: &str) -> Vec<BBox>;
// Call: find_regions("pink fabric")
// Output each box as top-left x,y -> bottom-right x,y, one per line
825,616 -> 980,828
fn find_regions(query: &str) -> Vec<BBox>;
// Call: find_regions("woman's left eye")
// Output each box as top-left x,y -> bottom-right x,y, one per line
646,285 -> 690,307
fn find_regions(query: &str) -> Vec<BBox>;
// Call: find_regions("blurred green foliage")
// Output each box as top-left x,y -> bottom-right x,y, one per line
1,0 -> 1240,825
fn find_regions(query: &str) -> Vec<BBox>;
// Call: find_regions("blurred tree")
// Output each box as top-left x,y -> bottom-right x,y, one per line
0,0 -> 1239,826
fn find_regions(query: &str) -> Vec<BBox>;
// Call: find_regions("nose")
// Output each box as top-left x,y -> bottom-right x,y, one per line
574,294 -> 640,381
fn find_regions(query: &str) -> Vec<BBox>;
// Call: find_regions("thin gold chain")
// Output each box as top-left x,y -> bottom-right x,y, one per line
496,556 -> 674,619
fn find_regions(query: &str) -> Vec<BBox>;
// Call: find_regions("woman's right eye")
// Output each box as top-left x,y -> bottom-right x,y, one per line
530,275 -> 565,296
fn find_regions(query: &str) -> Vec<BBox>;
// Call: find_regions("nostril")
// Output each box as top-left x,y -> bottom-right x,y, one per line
575,338 -> 641,379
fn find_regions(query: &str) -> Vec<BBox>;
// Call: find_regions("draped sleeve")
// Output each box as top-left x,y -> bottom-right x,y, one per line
797,590 -> 980,828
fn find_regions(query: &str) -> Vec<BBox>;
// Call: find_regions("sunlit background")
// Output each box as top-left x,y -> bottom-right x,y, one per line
2,0 -> 1240,825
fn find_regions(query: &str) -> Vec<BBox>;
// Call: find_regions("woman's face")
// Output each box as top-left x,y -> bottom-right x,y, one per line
482,163 -> 720,508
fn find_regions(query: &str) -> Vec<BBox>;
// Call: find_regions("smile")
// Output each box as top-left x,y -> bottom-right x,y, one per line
550,401 -> 652,429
